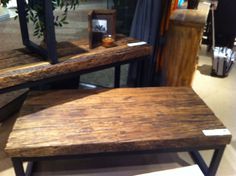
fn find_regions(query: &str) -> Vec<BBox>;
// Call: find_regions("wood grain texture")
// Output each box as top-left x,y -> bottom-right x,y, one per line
0,36 -> 152,90
5,87 -> 231,157
157,3 -> 210,86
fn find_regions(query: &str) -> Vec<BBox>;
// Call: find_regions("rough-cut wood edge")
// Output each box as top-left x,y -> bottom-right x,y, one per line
0,37 -> 152,90
170,2 -> 210,28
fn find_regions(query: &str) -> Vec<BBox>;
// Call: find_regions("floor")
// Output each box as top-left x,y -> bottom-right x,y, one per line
1,1 -> 236,175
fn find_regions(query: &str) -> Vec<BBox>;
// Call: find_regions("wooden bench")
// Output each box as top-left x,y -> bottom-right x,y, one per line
0,36 -> 151,93
5,87 -> 231,176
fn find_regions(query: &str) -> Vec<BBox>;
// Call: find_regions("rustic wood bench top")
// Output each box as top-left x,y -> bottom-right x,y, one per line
5,87 -> 231,158
0,36 -> 151,91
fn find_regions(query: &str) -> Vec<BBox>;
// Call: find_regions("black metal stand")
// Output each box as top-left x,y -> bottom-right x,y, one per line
12,158 -> 25,176
190,146 -> 225,176
114,65 -> 121,88
12,158 -> 34,176
11,146 -> 226,176
16,0 -> 58,64
135,59 -> 145,87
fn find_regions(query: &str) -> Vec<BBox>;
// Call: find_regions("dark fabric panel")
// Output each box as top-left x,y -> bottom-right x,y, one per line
214,0 -> 236,48
128,0 -> 163,86
205,0 -> 236,48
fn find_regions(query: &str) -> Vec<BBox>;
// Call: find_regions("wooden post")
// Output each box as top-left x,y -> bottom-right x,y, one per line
157,3 -> 210,86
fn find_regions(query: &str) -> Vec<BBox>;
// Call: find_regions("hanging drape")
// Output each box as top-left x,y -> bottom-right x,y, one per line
214,0 -> 236,48
128,0 -> 163,86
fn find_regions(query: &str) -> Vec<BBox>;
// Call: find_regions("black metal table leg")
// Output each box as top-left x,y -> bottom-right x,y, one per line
207,146 -> 226,176
44,0 -> 58,64
16,0 -> 30,46
189,146 -> 226,176
114,65 -> 121,88
16,0 -> 58,64
10,146 -> 227,176
135,59 -> 145,87
12,158 -> 25,176
12,158 -> 34,176
190,150 -> 208,175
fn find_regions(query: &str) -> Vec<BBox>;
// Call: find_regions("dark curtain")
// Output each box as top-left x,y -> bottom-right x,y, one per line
214,0 -> 236,48
128,0 -> 163,86
204,0 -> 236,48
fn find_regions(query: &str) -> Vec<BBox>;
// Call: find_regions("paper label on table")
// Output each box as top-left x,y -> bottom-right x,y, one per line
202,129 -> 231,136
127,42 -> 147,47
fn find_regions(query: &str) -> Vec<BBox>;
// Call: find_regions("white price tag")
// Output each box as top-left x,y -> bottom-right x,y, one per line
127,42 -> 147,47
202,129 -> 231,136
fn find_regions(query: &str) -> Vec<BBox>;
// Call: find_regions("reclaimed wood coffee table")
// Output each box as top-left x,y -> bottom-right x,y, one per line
5,87 -> 231,176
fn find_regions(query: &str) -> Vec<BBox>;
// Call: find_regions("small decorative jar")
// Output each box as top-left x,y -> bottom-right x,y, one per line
102,35 -> 115,48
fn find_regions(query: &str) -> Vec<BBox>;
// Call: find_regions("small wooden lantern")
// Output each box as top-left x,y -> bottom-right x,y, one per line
88,10 -> 116,49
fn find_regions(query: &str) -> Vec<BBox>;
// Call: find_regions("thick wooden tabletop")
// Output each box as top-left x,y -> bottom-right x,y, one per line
5,87 -> 231,158
0,36 -> 151,91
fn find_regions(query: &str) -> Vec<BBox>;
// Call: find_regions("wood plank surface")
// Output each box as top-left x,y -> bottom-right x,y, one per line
0,36 -> 151,90
5,87 -> 231,157
159,25 -> 202,86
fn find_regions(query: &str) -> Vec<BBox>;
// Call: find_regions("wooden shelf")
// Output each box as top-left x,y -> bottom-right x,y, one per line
0,36 -> 152,92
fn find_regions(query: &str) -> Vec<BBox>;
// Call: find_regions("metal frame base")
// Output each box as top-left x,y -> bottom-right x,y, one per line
16,0 -> 57,64
11,145 -> 226,176
190,146 -> 225,176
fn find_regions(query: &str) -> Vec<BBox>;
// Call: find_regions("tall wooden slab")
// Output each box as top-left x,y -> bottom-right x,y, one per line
157,3 -> 210,86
